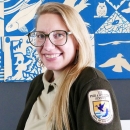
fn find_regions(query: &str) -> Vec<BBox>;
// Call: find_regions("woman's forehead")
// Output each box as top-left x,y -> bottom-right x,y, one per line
36,13 -> 68,32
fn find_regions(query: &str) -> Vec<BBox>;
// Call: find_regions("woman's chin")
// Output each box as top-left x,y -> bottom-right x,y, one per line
46,66 -> 59,71
46,65 -> 64,71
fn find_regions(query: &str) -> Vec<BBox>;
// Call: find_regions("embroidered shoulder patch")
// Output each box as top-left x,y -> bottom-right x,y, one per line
88,89 -> 114,124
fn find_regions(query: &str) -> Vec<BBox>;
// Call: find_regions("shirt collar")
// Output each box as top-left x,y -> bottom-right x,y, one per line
42,69 -> 70,93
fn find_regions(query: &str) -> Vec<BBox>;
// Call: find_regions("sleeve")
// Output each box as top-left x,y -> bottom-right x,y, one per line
25,73 -> 43,104
25,79 -> 35,104
76,78 -> 122,130
16,73 -> 43,130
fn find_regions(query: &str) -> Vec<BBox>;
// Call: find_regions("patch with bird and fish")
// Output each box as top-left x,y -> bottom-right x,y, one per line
88,89 -> 113,124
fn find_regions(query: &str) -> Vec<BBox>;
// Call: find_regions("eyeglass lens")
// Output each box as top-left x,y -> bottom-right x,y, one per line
29,30 -> 67,46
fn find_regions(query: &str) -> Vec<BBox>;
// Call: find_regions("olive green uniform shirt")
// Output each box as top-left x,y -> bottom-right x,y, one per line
17,67 -> 122,130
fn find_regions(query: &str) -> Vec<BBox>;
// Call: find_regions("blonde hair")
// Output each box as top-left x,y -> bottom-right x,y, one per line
36,2 -> 92,130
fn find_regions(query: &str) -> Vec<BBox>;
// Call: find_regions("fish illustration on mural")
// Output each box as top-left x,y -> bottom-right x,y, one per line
5,0 -> 43,33
99,53 -> 130,72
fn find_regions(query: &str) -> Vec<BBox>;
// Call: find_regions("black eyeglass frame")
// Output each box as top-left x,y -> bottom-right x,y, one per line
27,30 -> 72,47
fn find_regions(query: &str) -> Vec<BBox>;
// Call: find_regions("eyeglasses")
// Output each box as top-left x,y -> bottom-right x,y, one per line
27,30 -> 72,47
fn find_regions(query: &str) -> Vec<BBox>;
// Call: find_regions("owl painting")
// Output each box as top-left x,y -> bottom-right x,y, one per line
96,2 -> 107,17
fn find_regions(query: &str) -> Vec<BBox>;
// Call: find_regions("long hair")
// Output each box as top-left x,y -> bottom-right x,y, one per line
36,2 -> 93,130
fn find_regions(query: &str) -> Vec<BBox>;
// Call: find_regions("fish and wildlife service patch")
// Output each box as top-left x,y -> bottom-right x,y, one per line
88,89 -> 113,124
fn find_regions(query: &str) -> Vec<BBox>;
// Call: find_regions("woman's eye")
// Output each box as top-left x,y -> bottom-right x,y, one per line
37,34 -> 45,39
57,33 -> 62,37
54,33 -> 64,38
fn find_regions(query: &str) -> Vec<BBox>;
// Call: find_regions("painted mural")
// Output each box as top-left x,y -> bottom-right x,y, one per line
0,0 -> 130,82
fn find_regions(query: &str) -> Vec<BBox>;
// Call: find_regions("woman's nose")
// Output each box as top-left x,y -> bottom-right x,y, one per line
43,37 -> 55,51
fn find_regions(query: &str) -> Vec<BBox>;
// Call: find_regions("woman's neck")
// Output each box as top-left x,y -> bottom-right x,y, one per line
52,66 -> 72,81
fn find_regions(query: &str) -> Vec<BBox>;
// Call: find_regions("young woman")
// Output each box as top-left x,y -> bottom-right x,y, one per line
17,2 -> 122,130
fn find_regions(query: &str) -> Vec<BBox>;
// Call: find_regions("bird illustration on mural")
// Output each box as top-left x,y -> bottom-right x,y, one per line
98,40 -> 130,46
96,2 -> 107,17
99,53 -> 130,72
64,0 -> 90,12
63,0 -> 90,27
122,2 -> 130,13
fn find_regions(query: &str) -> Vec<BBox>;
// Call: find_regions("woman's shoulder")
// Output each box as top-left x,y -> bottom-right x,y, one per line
28,73 -> 43,91
70,67 -> 110,94
25,73 -> 44,103
31,73 -> 43,84
78,66 -> 107,82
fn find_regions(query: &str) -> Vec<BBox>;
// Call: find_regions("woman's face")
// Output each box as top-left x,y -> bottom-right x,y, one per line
36,13 -> 78,72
